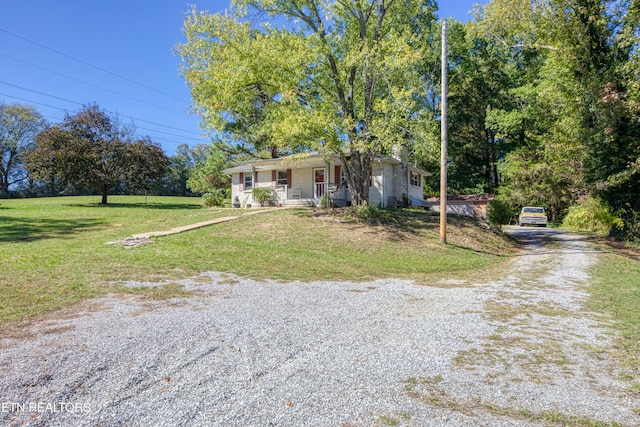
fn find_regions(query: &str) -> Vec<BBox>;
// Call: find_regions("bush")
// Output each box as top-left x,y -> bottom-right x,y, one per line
202,189 -> 225,208
344,202 -> 394,224
251,187 -> 274,206
487,199 -> 514,230
562,197 -> 623,235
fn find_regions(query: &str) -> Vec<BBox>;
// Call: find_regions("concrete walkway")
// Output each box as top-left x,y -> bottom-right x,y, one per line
107,208 -> 281,248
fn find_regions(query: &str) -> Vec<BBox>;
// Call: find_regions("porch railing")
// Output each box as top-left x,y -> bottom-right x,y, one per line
314,182 -> 326,199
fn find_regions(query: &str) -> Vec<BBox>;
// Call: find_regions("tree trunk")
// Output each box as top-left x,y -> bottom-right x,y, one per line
101,190 -> 108,205
342,151 -> 372,206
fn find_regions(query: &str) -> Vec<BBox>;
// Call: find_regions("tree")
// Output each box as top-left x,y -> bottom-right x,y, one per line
472,0 -> 640,233
177,0 -> 438,206
0,102 -> 45,195
26,104 -> 167,205
187,142 -> 232,195
125,137 -> 169,200
158,144 -> 211,196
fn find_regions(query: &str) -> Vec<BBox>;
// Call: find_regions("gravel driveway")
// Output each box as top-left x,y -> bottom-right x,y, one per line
1,227 -> 638,426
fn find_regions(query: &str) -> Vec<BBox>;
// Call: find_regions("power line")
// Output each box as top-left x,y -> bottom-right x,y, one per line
0,90 -> 203,143
0,92 -> 204,150
0,27 -> 190,104
0,81 -> 203,136
0,52 -> 186,115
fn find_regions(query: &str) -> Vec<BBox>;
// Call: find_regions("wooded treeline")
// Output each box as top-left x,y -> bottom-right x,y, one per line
2,0 -> 638,238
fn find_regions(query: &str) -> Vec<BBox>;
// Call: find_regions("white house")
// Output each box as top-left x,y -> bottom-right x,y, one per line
223,153 -> 431,208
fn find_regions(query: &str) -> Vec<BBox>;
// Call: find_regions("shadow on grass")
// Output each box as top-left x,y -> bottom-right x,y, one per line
63,202 -> 203,210
300,208 -> 515,256
0,216 -> 107,243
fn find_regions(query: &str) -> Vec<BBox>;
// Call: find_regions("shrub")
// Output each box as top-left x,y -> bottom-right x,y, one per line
487,199 -> 514,230
562,197 -> 623,235
344,202 -> 394,224
202,189 -> 225,208
251,187 -> 274,206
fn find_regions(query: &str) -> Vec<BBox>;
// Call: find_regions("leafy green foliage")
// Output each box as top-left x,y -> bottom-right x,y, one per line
343,203 -> 395,224
0,102 -> 45,195
562,197 -> 624,235
487,199 -> 514,230
202,190 -> 226,208
251,187 -> 274,206
177,0 -> 439,205
124,137 -> 169,196
186,143 -> 232,195
25,104 -> 167,205
470,0 -> 640,237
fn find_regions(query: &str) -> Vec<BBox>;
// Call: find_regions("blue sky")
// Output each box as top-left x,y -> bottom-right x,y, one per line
0,1 -> 480,155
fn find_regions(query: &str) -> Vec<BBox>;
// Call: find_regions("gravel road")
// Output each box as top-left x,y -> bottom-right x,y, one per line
1,227 -> 638,426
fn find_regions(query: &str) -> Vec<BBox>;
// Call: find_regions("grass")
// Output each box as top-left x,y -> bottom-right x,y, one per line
403,376 -> 626,427
587,249 -> 640,388
0,195 -> 517,324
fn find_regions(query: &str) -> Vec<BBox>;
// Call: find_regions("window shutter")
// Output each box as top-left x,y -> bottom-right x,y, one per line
272,170 -> 276,183
239,172 -> 244,191
335,165 -> 341,185
254,171 -> 258,184
287,169 -> 292,188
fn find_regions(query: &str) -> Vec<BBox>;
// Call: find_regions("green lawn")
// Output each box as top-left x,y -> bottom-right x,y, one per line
588,250 -> 640,389
0,195 -> 517,324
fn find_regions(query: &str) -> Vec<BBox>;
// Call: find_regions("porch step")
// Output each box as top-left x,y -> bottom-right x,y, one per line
283,199 -> 315,207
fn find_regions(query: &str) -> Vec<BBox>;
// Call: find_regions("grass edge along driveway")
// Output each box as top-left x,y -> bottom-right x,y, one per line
1,195 -> 517,325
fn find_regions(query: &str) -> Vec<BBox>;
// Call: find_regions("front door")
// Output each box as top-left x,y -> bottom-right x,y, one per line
314,168 -> 325,199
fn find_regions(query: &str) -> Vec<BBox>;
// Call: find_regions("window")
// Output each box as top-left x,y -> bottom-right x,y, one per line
244,174 -> 253,190
410,172 -> 420,187
277,170 -> 288,186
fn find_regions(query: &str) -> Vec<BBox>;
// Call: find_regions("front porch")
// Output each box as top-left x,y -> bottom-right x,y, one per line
224,152 -> 430,209
234,182 -> 347,208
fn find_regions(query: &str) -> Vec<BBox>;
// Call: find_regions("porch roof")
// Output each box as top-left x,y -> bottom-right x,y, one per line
222,154 -> 331,174
222,153 -> 432,176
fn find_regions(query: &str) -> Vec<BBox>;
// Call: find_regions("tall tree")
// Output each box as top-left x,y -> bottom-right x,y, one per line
160,144 -> 200,196
473,0 -> 640,231
26,104 -> 167,205
187,142 -> 233,195
125,137 -> 169,200
0,102 -> 45,195
177,0 -> 438,206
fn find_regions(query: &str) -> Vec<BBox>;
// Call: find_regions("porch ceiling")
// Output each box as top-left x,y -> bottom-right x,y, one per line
223,157 -> 329,174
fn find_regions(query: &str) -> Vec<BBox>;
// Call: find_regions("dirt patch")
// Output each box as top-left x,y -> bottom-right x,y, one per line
0,299 -> 111,343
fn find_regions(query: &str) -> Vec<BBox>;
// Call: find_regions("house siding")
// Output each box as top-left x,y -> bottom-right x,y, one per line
407,171 -> 424,202
291,168 -> 313,199
226,155 -> 429,208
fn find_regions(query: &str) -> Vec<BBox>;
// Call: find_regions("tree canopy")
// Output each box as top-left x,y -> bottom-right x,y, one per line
25,104 -> 168,205
177,0 -> 439,205
0,102 -> 45,195
429,0 -> 639,233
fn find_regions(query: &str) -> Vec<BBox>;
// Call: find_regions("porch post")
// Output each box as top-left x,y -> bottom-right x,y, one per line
326,160 -> 330,208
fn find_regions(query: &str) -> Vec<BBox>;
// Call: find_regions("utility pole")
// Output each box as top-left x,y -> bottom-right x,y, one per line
440,20 -> 448,244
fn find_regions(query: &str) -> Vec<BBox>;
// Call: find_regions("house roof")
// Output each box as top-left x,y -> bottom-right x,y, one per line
426,194 -> 494,203
223,153 -> 432,176
222,154 -> 330,174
